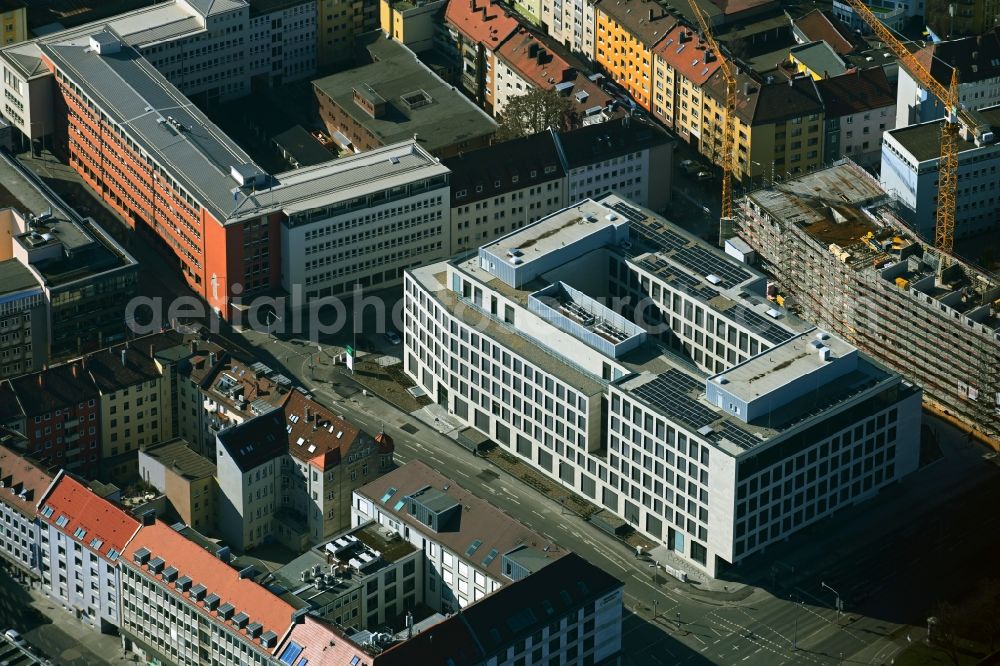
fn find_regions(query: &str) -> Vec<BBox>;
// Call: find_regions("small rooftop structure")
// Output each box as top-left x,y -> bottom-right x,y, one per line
478,200 -> 630,288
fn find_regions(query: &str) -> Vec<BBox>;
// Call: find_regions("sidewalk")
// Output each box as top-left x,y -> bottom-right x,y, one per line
306,358 -> 754,602
23,583 -> 130,666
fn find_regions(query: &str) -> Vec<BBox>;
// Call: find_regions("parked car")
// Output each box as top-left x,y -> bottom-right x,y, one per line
695,170 -> 714,182
384,330 -> 401,345
4,629 -> 25,647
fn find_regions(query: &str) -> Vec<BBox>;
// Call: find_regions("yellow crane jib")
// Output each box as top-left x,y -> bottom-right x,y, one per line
688,0 -> 737,222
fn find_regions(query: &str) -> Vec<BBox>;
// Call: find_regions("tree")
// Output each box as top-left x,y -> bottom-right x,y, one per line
496,88 -> 576,141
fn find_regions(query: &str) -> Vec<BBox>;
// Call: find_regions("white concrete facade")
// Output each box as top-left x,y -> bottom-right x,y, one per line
540,0 -> 596,62
278,143 -> 450,299
38,520 -> 124,632
896,66 -> 1000,128
881,114 -> 1000,239
403,196 -> 922,576
565,151 -> 651,215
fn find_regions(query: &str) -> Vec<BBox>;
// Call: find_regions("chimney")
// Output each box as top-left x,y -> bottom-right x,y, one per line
304,404 -> 311,422
536,48 -> 547,65
190,340 -> 198,354
141,510 -> 156,526
529,42 -> 539,58
37,373 -> 43,389
209,351 -> 217,366
788,77 -> 794,87
72,365 -> 78,379
406,611 -> 414,638
149,344 -> 156,359
121,349 -> 128,367
648,7 -> 654,20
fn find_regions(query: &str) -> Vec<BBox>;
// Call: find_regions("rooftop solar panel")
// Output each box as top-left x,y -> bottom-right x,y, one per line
710,423 -> 761,450
631,369 -> 717,431
672,246 -> 751,287
726,303 -> 795,345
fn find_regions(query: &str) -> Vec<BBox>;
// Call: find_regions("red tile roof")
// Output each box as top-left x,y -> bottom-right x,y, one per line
283,389 -> 363,471
794,9 -> 855,56
276,616 -> 370,666
0,445 -> 53,516
497,30 -> 613,114
123,521 -> 296,644
653,25 -> 723,85
445,0 -> 519,49
39,473 -> 140,561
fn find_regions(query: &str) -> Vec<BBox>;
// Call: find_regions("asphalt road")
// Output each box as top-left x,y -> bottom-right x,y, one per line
21,150 -> 1000,666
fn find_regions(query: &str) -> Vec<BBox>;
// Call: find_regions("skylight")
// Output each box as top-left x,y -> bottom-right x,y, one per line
73,526 -> 87,539
55,514 -> 69,528
482,549 -> 499,567
380,487 -> 398,503
41,505 -> 54,518
465,539 -> 483,557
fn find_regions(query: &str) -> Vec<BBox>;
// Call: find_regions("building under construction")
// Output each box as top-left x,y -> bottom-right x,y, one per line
736,160 -> 1000,446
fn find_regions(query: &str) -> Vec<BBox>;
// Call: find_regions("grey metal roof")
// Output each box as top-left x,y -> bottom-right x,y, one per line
184,0 -> 249,17
231,142 -> 449,219
41,37 -> 264,223
124,17 -> 205,47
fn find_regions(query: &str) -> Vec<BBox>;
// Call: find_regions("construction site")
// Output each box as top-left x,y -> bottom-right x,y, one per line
735,159 -> 1000,447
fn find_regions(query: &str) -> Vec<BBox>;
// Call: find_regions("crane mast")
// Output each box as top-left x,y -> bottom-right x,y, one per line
688,0 -> 736,222
840,0 -> 992,255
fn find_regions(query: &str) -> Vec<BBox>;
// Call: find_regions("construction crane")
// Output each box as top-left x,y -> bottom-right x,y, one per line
840,0 -> 993,256
688,0 -> 737,223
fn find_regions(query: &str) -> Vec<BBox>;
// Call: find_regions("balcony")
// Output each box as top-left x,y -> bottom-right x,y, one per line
63,418 -> 80,429
65,447 -> 83,457
64,431 -> 81,443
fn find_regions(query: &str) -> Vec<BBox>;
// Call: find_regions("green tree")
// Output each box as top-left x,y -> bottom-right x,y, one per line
497,88 -> 576,141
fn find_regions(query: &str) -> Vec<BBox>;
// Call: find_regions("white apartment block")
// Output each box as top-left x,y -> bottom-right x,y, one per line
0,446 -> 50,581
216,389 -> 393,551
881,105 -> 1000,239
443,118 -> 673,255
0,0 -> 317,143
540,0 -> 596,62
403,195 -> 922,575
895,35 -> 1000,128
247,0 -> 318,86
279,141 -> 451,299
121,521 -> 296,666
352,461 -> 564,613
37,473 -> 140,633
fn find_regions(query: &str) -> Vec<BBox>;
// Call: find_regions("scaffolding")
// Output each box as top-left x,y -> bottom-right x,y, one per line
736,161 -> 1000,447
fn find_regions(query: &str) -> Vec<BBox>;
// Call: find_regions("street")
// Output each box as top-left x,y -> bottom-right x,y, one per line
16,149 -> 1000,665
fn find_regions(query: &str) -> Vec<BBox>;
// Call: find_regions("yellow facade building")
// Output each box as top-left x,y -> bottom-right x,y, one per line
88,343 -> 176,483
317,0 -> 378,65
594,0 -> 676,111
0,2 -> 26,46
701,72 -> 825,181
379,0 -> 446,52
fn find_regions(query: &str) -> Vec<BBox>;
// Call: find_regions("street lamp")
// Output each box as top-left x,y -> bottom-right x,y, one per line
821,581 -> 844,617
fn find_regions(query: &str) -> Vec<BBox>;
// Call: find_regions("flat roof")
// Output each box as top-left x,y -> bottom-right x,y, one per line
0,260 -> 41,297
41,36 -> 263,225
789,40 -> 847,77
312,35 -> 496,154
713,331 -> 855,400
241,141 -> 449,218
887,104 -> 1000,162
142,438 -> 216,480
748,160 -> 888,247
480,199 -> 627,272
